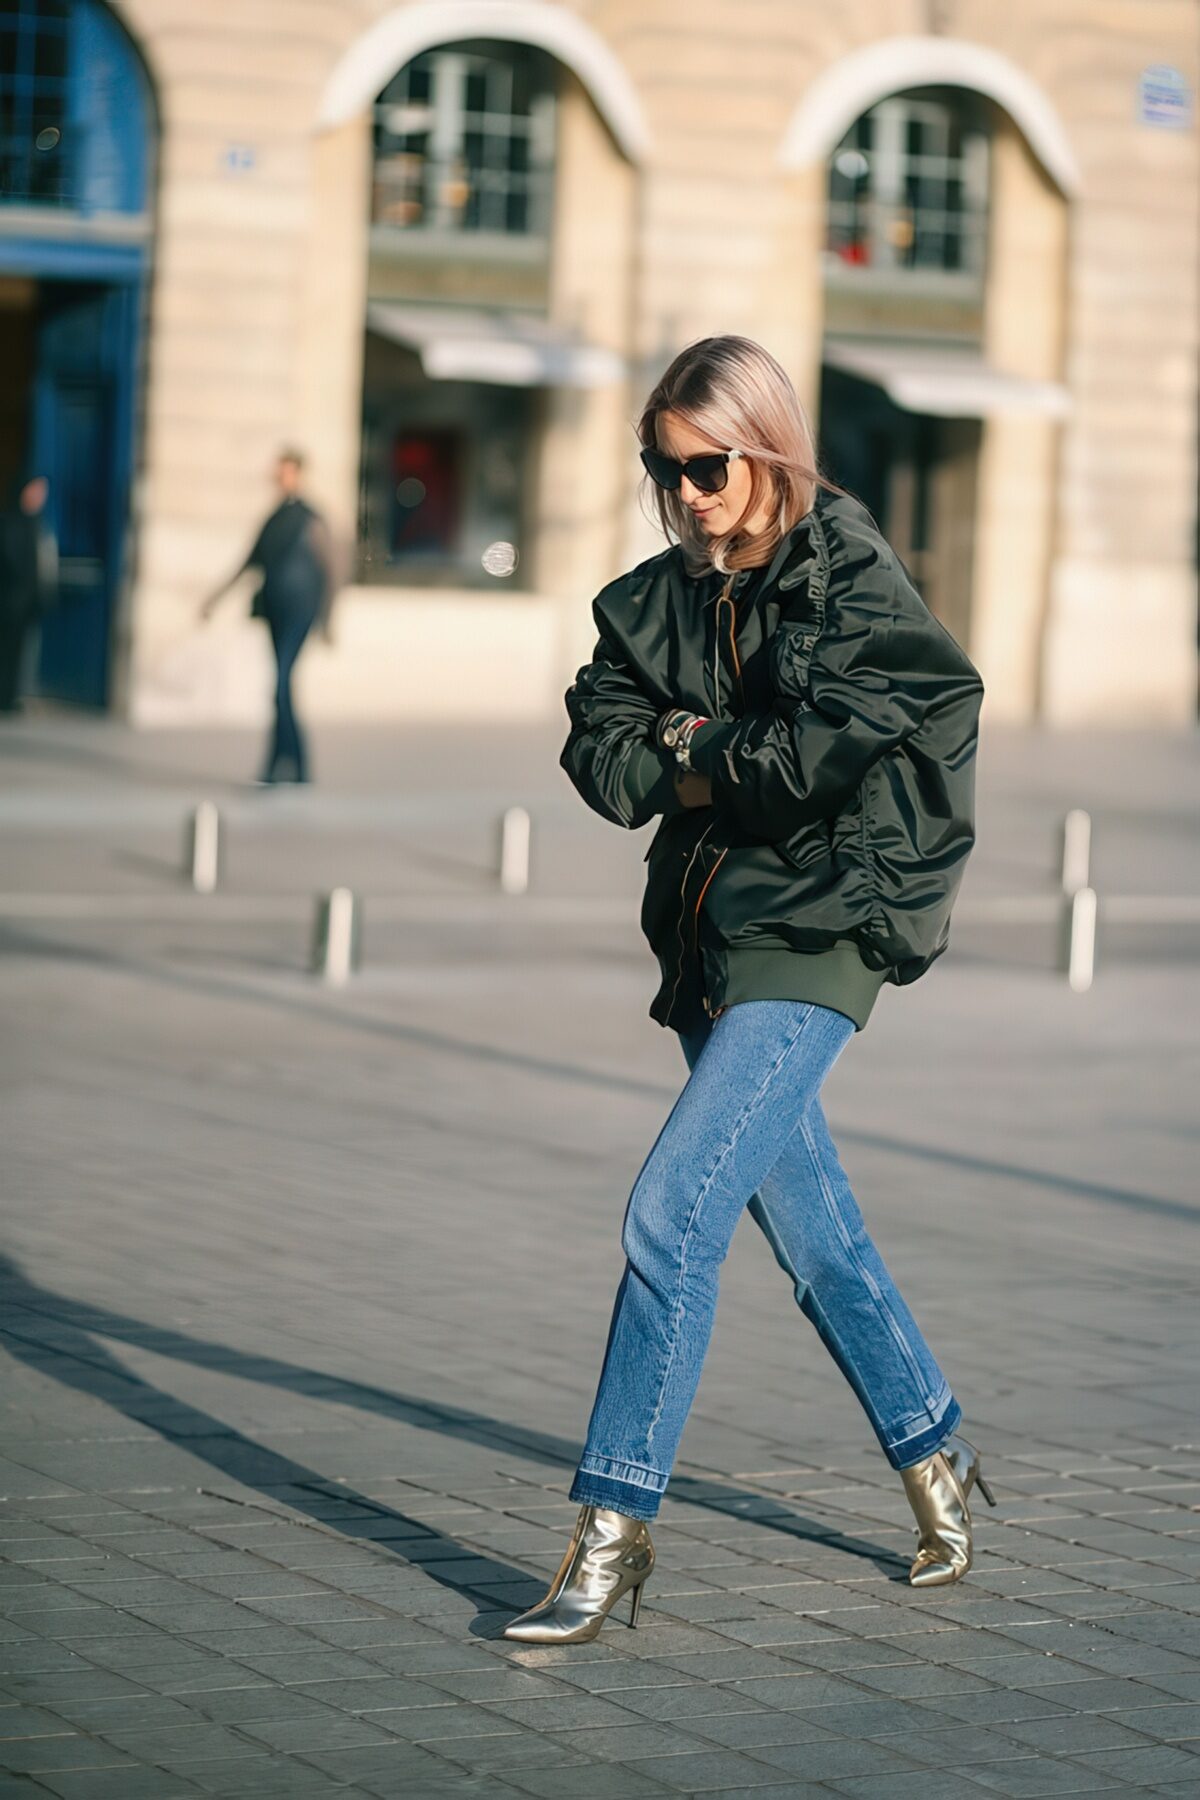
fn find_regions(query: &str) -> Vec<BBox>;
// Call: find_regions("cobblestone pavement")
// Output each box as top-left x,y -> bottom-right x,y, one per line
1,714 -> 1198,1799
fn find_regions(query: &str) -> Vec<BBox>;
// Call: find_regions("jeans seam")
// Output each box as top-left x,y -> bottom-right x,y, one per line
797,1109 -> 941,1417
645,1003 -> 816,1448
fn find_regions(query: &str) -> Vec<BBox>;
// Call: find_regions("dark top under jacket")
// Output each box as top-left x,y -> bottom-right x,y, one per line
559,486 -> 986,1036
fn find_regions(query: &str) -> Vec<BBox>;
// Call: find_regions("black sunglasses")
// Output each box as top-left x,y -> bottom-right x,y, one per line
640,445 -> 744,495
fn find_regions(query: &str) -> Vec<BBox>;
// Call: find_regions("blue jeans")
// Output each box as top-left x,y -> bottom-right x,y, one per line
569,1000 -> 961,1521
264,606 -> 317,782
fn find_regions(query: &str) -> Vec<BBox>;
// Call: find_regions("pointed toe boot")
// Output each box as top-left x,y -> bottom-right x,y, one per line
502,1504 -> 655,1645
900,1433 -> 997,1588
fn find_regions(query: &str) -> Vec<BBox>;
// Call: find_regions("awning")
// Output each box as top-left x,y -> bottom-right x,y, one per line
366,302 -> 624,389
823,338 -> 1070,420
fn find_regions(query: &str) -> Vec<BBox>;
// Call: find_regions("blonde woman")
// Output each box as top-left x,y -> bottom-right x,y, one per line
504,336 -> 991,1645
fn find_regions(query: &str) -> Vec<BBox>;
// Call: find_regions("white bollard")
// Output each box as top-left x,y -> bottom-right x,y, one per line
1065,885 -> 1097,993
498,806 -> 531,896
1060,808 -> 1092,896
312,887 -> 361,985
186,801 -> 221,894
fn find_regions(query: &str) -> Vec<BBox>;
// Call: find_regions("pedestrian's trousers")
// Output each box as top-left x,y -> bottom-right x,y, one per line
569,999 -> 960,1521
264,605 -> 317,782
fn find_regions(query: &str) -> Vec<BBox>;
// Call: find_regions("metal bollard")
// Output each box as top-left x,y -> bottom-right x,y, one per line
498,806 -> 531,896
312,887 -> 361,985
1058,810 -> 1096,989
186,801 -> 221,894
1060,808 -> 1092,896
1063,885 -> 1097,993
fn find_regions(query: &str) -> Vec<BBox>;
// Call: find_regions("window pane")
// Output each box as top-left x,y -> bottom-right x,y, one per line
826,91 -> 988,278
372,40 -> 555,237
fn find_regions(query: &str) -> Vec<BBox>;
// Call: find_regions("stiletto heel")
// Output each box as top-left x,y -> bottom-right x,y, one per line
900,1432 -> 993,1588
503,1505 -> 655,1644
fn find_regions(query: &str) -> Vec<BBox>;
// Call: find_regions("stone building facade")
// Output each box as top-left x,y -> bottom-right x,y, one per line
1,0 -> 1196,727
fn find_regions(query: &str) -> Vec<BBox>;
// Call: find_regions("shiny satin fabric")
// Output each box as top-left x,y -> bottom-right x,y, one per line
561,487 -> 985,1035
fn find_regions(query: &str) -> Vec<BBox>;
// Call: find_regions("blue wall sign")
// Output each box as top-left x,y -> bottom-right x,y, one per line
1138,65 -> 1192,130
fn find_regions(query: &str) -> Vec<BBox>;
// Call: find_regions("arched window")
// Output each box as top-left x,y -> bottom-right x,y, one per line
0,0 -> 149,214
826,89 -> 988,277
372,40 -> 556,239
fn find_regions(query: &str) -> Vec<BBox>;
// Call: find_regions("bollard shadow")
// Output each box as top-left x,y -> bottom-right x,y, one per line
111,848 -> 193,885
2,919 -> 1193,1225
0,1254 -> 910,1615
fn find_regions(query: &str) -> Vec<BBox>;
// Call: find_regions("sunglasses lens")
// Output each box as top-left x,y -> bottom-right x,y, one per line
687,455 -> 729,494
640,447 -> 681,489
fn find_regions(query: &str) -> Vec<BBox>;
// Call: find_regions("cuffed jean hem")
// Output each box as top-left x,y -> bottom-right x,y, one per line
568,1472 -> 662,1520
883,1393 -> 963,1471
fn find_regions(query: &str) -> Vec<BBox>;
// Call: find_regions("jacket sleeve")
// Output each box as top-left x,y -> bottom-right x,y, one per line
560,618 -> 687,830
688,551 -> 983,840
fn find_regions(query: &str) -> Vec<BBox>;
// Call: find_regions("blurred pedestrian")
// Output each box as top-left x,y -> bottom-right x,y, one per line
200,448 -> 337,784
0,473 -> 57,714
503,336 -> 993,1649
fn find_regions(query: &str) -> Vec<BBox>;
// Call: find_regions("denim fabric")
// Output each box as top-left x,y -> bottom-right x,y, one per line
263,605 -> 317,782
569,999 -> 960,1521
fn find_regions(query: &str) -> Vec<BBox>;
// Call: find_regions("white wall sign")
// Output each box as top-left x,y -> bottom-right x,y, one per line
1138,66 -> 1192,130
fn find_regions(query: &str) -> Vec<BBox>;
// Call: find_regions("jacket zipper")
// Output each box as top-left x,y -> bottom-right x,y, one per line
664,821 -> 715,1026
666,575 -> 743,1025
694,849 -> 728,1017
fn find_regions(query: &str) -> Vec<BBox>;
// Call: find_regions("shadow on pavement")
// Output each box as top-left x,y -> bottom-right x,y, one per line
0,1253 -> 910,1637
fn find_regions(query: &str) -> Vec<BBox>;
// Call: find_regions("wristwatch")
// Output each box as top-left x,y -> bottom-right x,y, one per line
658,709 -> 710,773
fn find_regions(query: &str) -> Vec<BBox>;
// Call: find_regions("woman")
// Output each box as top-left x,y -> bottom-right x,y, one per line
503,337 -> 992,1647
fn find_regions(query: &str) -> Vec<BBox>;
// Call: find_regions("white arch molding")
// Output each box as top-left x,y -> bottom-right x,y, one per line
315,0 -> 650,160
779,36 -> 1081,196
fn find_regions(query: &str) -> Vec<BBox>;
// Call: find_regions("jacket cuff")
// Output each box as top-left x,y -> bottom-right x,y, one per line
687,719 -> 737,778
624,741 -> 688,817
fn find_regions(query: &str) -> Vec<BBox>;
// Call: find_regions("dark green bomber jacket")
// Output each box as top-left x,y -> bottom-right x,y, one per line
559,487 -> 985,1037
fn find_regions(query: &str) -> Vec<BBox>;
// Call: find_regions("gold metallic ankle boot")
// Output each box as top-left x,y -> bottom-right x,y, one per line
502,1504 -> 654,1644
900,1433 -> 996,1588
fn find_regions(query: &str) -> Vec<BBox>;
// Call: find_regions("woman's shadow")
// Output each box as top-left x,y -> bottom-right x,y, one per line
0,1253 -> 907,1640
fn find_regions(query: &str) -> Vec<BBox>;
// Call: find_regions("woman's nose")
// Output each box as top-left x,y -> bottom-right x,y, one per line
679,475 -> 701,505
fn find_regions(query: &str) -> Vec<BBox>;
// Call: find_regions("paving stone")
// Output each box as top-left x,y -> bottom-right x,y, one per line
0,1704 -> 77,1740
1066,1741 -> 1200,1783
620,1748 -> 809,1790
944,1755 -> 1131,1794
746,1734 -> 925,1780
30,1770 -> 204,1799
577,1683 -> 769,1725
995,1710 -> 1166,1754
1103,1700 -> 1200,1741
686,1710 -> 840,1751
503,1763 -> 679,1797
825,1774 -> 998,1798
0,1731 -> 138,1773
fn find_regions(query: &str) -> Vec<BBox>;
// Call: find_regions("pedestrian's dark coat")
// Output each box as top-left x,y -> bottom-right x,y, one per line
560,487 -> 985,1034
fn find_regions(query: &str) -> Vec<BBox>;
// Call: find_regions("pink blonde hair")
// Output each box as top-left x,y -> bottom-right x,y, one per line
638,335 -> 827,575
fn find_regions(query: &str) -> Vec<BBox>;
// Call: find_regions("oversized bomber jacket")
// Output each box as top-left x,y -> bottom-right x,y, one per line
560,487 -> 985,1037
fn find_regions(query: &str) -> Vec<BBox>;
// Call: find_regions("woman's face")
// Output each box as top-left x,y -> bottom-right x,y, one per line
656,409 -> 763,538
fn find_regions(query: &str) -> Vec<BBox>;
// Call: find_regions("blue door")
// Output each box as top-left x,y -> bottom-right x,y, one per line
31,282 -> 139,708
0,0 -> 152,709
